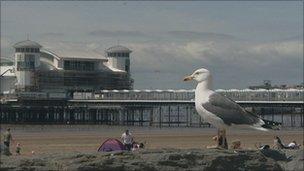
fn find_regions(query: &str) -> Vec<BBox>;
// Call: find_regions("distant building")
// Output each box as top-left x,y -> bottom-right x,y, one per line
0,40 -> 133,94
249,80 -> 304,90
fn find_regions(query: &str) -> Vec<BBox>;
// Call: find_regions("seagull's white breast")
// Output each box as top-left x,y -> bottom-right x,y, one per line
195,90 -> 227,129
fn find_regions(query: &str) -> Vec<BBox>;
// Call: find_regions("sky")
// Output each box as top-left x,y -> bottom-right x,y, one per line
1,1 -> 303,89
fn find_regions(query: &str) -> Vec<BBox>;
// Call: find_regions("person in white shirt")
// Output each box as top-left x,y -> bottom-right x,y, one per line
288,140 -> 300,149
121,130 -> 133,151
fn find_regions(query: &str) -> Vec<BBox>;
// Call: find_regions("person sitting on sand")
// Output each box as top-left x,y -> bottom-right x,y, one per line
230,140 -> 242,150
121,130 -> 133,151
217,129 -> 228,149
132,142 -> 145,151
273,136 -> 287,149
287,140 -> 300,149
207,130 -> 228,149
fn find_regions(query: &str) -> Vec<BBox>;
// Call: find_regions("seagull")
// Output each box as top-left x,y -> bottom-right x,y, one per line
183,68 -> 278,147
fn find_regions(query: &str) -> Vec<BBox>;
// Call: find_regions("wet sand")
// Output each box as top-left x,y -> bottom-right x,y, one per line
1,125 -> 303,155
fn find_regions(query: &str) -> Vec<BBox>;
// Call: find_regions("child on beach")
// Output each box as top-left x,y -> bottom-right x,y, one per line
207,131 -> 228,149
230,140 -> 242,150
16,143 -> 21,155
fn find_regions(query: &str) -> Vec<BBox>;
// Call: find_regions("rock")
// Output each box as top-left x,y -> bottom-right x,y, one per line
0,149 -> 301,171
283,149 -> 304,171
260,149 -> 287,161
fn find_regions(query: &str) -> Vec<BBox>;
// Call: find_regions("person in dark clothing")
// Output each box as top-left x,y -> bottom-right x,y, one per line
217,129 -> 228,149
218,135 -> 228,149
273,136 -> 287,149
3,128 -> 12,147
2,128 -> 13,155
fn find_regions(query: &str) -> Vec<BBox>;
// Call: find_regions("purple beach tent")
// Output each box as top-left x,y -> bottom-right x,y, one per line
97,138 -> 125,152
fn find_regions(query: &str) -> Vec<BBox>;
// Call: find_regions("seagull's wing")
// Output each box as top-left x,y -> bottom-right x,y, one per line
201,92 -> 261,126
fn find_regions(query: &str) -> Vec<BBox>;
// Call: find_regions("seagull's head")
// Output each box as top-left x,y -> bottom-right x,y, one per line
183,68 -> 211,83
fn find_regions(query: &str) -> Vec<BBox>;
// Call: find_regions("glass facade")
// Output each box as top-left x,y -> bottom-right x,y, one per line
107,52 -> 129,57
125,58 -> 130,73
16,54 -> 35,71
64,60 -> 95,71
15,48 -> 39,53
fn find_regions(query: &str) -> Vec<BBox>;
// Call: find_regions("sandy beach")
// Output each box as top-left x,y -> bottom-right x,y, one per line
1,125 -> 303,155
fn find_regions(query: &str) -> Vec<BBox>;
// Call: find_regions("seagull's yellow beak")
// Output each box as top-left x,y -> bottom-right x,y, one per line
183,75 -> 193,81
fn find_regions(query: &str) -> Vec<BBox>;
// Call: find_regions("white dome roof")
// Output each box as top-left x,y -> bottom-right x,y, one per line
13,40 -> 42,48
106,45 -> 132,53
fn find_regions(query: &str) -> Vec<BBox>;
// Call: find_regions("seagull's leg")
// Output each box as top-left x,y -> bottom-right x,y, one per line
217,129 -> 220,145
223,128 -> 228,149
217,128 -> 222,148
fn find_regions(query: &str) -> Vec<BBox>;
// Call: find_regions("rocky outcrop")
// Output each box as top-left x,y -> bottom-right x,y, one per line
1,149 -> 302,171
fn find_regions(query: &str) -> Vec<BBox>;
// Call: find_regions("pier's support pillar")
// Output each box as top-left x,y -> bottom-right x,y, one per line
168,106 -> 171,127
186,106 -> 189,127
132,109 -> 135,126
140,109 -> 144,126
159,106 -> 162,128
189,107 -> 193,127
126,109 -> 129,125
177,106 -> 180,127
290,107 -> 293,127
149,108 -> 153,126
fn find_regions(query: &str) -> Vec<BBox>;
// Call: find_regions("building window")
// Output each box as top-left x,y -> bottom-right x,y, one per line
64,60 -> 95,71
26,48 -> 30,52
125,59 -> 130,73
16,54 -> 22,61
17,54 -> 35,71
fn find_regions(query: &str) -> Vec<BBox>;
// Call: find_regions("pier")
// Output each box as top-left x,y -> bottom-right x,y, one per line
1,89 -> 303,127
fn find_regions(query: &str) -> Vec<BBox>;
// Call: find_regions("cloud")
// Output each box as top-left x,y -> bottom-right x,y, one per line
1,37 -> 14,58
249,40 -> 302,58
40,32 -> 65,37
88,30 -> 148,38
126,39 -> 302,89
1,38 -> 11,49
166,31 -> 238,41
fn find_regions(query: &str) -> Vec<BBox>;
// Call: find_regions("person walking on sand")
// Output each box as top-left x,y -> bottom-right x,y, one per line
121,130 -> 133,151
2,128 -> 14,155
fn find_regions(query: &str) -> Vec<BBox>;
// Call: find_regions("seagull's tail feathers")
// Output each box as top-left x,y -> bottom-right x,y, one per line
246,111 -> 281,131
250,118 -> 281,131
261,119 -> 281,130
250,119 -> 269,131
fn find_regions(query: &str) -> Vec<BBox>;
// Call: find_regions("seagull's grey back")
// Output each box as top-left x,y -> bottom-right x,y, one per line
201,93 -> 261,126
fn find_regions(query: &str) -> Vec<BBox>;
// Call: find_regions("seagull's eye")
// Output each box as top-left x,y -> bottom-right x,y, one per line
195,72 -> 200,75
